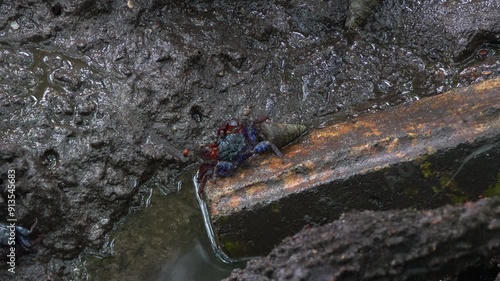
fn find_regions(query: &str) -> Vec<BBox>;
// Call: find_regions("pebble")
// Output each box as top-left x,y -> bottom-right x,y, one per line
10,21 -> 20,30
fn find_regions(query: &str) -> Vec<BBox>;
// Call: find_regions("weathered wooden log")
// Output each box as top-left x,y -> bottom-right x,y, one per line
203,78 -> 500,259
224,197 -> 500,281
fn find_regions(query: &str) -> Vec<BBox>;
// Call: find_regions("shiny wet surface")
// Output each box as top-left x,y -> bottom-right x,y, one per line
1,1 -> 499,278
85,171 -> 243,281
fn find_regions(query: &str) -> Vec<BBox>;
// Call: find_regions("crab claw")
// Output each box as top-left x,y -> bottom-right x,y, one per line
197,161 -> 217,195
199,143 -> 219,160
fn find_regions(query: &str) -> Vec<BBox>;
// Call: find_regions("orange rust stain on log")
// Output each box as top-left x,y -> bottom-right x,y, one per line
228,196 -> 241,209
407,132 -> 418,138
260,157 -> 283,170
386,138 -> 400,153
282,174 -> 302,192
278,143 -> 303,158
472,123 -> 491,134
350,143 -> 373,156
245,182 -> 267,197
473,78 -> 500,91
303,160 -> 316,171
210,194 -> 242,217
313,125 -> 345,139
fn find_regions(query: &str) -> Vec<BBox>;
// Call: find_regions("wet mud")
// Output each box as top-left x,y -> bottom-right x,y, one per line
0,0 -> 499,280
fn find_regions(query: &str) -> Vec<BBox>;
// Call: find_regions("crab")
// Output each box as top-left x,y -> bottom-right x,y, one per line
0,219 -> 38,252
196,116 -> 283,195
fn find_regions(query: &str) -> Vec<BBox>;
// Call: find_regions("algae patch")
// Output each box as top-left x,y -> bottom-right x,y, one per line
484,172 -> 500,197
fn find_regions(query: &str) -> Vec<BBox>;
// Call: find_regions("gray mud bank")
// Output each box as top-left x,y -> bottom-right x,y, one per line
0,0 -> 499,280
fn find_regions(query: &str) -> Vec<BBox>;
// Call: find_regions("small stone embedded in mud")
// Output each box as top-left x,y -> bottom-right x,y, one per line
42,149 -> 59,169
10,21 -> 20,30
76,100 -> 97,115
127,0 -> 134,9
242,106 -> 251,116
477,49 -> 489,60
51,69 -> 84,90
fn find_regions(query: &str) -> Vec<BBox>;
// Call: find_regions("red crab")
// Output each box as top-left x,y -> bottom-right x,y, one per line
195,116 -> 306,195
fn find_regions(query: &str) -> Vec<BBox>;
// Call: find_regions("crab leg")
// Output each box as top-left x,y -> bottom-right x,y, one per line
253,141 -> 283,157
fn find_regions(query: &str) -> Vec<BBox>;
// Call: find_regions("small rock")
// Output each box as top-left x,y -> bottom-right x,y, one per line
10,21 -> 20,30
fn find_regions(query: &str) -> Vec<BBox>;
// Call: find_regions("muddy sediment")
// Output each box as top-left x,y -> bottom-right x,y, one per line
0,0 -> 499,279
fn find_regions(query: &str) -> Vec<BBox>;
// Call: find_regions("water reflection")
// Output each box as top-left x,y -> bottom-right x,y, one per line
85,171 -> 242,281
158,239 -> 235,281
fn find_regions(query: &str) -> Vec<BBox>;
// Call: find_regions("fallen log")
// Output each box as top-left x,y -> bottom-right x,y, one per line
224,196 -> 500,281
203,78 -> 500,259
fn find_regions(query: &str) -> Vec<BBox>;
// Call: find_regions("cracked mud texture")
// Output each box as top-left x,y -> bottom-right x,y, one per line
0,0 -> 499,280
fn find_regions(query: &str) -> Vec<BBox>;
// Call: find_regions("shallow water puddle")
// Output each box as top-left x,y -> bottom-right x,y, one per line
85,171 -> 242,281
